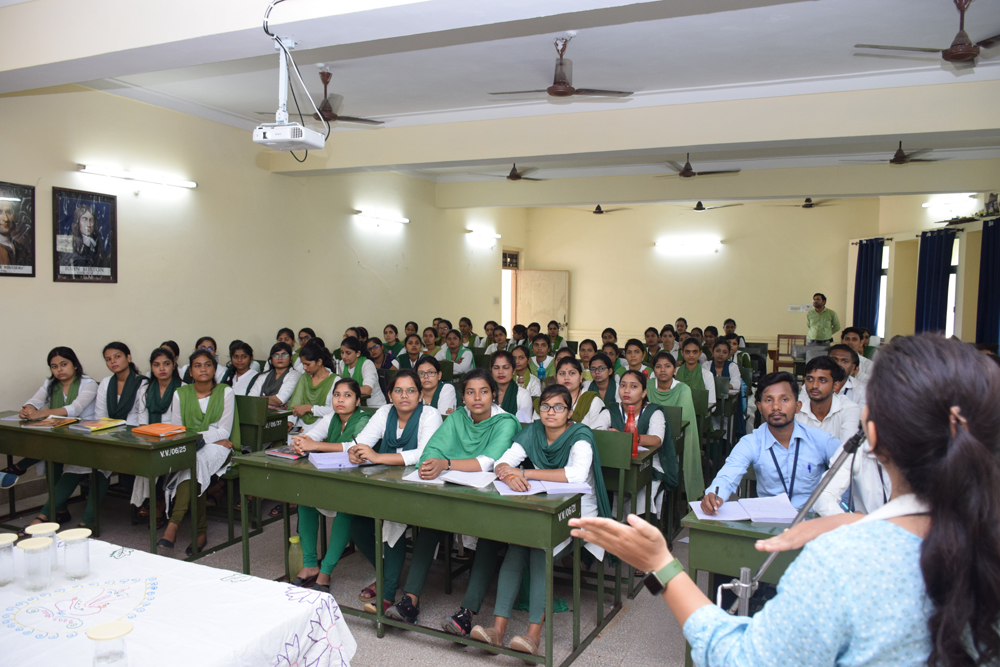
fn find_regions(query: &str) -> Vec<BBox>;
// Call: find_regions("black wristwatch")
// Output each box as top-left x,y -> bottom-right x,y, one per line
642,559 -> 685,596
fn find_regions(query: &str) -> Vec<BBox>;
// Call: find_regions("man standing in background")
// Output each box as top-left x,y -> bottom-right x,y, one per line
806,293 -> 840,346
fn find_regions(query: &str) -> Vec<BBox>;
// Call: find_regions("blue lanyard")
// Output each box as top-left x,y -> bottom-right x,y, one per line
768,440 -> 801,499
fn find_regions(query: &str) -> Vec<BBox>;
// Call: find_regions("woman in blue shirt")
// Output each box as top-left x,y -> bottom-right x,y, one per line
570,334 -> 1000,667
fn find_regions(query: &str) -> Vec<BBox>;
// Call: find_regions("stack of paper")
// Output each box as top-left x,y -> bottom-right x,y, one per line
491,479 -> 592,497
688,493 -> 798,523
308,452 -> 357,470
401,470 -> 497,488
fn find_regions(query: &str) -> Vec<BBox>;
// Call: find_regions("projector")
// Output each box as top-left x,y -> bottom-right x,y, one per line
252,122 -> 325,151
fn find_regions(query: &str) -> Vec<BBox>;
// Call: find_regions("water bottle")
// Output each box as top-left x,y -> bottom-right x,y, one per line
624,404 -> 639,458
288,535 -> 303,576
537,363 -> 547,381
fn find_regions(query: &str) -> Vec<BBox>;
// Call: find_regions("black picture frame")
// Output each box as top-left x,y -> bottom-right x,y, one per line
52,187 -> 117,284
0,180 -> 36,277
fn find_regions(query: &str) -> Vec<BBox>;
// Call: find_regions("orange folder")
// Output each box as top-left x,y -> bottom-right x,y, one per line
131,423 -> 186,437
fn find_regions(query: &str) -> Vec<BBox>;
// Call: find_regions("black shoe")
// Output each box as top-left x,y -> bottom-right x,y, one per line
385,595 -> 419,624
442,608 -> 473,636
157,538 -> 175,549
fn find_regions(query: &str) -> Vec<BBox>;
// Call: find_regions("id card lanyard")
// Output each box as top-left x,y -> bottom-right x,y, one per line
768,439 -> 801,499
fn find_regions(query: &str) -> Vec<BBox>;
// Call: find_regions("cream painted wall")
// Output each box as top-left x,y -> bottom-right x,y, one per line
0,86 -> 521,409
888,240 -> 919,338
522,198 -> 879,345
962,230 -> 981,342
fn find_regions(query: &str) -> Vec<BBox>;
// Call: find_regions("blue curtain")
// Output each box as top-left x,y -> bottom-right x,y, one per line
977,220 -> 1000,344
852,238 -> 884,332
914,230 -> 957,334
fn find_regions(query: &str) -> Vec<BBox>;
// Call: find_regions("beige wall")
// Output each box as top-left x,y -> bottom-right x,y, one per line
523,198 -> 880,344
0,86 -> 522,409
888,240 -> 920,338
962,230 -> 982,342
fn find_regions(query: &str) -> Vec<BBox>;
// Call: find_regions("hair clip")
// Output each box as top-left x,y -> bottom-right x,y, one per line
949,406 -> 969,437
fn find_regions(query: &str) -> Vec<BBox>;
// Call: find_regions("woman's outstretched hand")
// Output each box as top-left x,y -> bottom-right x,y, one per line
570,513 -> 673,573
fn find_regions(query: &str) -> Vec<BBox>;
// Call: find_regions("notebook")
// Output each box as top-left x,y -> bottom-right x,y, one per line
266,446 -> 306,460
401,470 -> 497,488
68,418 -> 126,433
688,493 -> 798,523
308,452 -> 357,470
131,423 -> 186,438
23,417 -> 78,429
491,479 -> 593,497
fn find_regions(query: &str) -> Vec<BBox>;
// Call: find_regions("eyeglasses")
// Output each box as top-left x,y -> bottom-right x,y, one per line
392,387 -> 419,396
272,353 -> 290,359
589,365 -> 608,373
367,344 -> 380,352
198,346 -> 214,352
538,404 -> 568,413
417,371 -> 439,378
298,335 -> 310,341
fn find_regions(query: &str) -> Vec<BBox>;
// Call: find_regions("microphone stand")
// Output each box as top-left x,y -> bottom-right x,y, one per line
721,427 -> 866,615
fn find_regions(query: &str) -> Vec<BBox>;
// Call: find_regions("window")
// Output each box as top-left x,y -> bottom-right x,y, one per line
502,251 -> 519,269
945,238 -> 960,337
876,245 -> 889,339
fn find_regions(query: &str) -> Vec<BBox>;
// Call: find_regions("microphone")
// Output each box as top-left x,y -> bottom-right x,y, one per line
724,427 -> 866,615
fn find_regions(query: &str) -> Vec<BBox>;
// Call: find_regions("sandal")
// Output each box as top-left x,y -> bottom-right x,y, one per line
510,634 -> 540,659
269,505 -> 283,517
470,625 -> 500,647
291,574 -> 318,588
186,539 -> 208,557
358,583 -> 377,603
311,582 -> 330,594
157,538 -> 175,549
55,511 -> 72,524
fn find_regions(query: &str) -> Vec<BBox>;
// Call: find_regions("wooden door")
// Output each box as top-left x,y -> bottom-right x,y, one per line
515,270 -> 570,334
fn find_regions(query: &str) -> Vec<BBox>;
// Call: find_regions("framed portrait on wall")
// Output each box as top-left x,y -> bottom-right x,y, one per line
52,187 -> 117,283
0,180 -> 36,277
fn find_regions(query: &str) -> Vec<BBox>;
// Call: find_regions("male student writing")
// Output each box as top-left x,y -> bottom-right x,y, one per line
701,372 -> 841,513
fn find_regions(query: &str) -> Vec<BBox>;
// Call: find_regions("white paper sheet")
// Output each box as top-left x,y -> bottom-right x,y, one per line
688,500 -> 751,521
738,493 -> 798,523
308,451 -> 358,470
401,469 -> 445,485
539,481 -> 591,495
492,479 -> 545,496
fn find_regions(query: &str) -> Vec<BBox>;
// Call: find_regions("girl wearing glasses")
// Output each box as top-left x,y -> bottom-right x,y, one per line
287,378 -> 373,593
473,384 -> 612,657
179,336 -> 226,384
548,357 -> 610,430
415,356 -> 457,416
344,369 -> 443,613
436,329 -> 475,374
339,336 -> 386,408
585,352 -> 620,412
249,342 -> 301,408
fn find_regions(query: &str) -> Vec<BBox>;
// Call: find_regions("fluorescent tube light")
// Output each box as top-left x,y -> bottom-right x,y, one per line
467,230 -> 501,239
77,164 -> 197,189
354,209 -> 409,225
655,236 -> 722,255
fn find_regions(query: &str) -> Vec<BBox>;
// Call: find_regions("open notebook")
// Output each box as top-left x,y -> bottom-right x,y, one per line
688,493 -> 798,523
491,479 -> 592,497
401,469 -> 496,488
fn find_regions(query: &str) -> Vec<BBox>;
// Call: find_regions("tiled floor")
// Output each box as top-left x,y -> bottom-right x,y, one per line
2,488 -> 695,666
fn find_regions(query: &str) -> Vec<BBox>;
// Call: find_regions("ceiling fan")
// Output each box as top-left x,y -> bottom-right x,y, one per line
473,164 -> 544,181
657,154 -> 741,178
842,141 -> 943,165
855,0 -> 1000,65
489,36 -> 633,99
691,201 -> 742,212
255,70 -> 383,125
591,204 -> 628,214
768,197 -> 836,208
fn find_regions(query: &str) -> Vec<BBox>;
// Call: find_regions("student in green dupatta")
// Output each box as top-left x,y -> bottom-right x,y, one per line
288,341 -> 339,431
623,338 -> 651,376
660,326 -> 680,358
529,333 -> 554,379
287,378 -> 372,593
383,324 -> 405,356
346,370 -> 443,613
477,320 -> 497,348
132,347 -> 183,525
676,337 -> 716,407
491,350 -> 534,422
179,336 -> 221,384
436,329 -> 475,374
295,328 -> 316,370
484,325 -> 509,355
422,327 -> 441,358
548,357 -> 610,430
578,339 -> 597,382
546,348 -> 575,388
458,317 -> 479,349
415,356 -> 457,416
547,320 -> 568,351
395,334 -> 425,370
646,350 -> 704,501
610,370 -> 676,518
404,321 -> 419,338
250,342 -> 301,408
511,345 -> 541,398
385,370 -> 520,632
160,349 -> 241,555
585,352 -> 620,410
340,336 -> 386,407
601,327 -> 618,346
603,341 -> 627,377
472,384 -> 612,657
19,347 -> 100,530
219,342 -> 260,395
643,327 -> 662,366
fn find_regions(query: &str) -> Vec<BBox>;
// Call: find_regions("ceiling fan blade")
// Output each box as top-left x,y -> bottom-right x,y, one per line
489,90 -> 549,95
705,203 -> 744,210
905,148 -> 933,158
518,167 -> 538,176
601,208 -> 629,213
906,158 -> 944,162
854,43 -> 945,53
519,177 -> 546,181
976,32 -> 1000,49
840,159 -> 886,163
664,161 -> 684,173
810,200 -> 835,207
573,88 -> 633,97
694,170 -> 741,176
335,116 -> 385,125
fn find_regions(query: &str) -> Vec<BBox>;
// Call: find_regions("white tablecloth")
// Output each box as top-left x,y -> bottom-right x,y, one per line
1,539 -> 356,666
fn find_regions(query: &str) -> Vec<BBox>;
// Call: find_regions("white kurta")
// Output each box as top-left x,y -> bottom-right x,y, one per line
248,368 -> 301,405
287,374 -> 339,428
26,376 -> 99,476
435,348 -> 475,374
339,358 -> 386,407
423,382 -> 457,416
514,371 -> 541,398
163,386 -> 235,512
130,385 -> 179,506
228,369 -> 263,396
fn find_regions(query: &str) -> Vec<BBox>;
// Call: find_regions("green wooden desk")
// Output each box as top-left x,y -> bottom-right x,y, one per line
0,411 -> 201,556
681,511 -> 803,666
237,452 -> 615,667
601,440 -> 657,598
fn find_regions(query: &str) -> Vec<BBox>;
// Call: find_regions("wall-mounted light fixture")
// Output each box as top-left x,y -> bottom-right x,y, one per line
354,209 -> 409,225
655,235 -> 722,256
921,193 -> 975,208
466,229 -> 501,240
77,164 -> 197,189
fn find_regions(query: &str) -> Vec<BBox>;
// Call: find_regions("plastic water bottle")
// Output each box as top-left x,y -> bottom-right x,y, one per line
624,405 -> 639,458
288,535 -> 303,576
537,363 -> 547,381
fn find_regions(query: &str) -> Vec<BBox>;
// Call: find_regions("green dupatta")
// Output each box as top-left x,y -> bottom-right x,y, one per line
445,346 -> 473,367
646,378 -> 702,499
289,372 -> 338,426
177,383 -> 241,449
106,370 -> 143,421
675,363 -> 706,393
499,383 -> 519,415
608,403 -> 677,494
326,409 -> 372,443
420,409 -> 518,464
552,335 -> 565,350
387,341 -> 405,356
528,356 -> 552,378
379,403 -> 424,454
342,360 -> 364,385
397,354 -> 423,370
512,421 -> 611,518
427,382 -> 445,408
145,377 -> 181,424
49,376 -> 81,410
